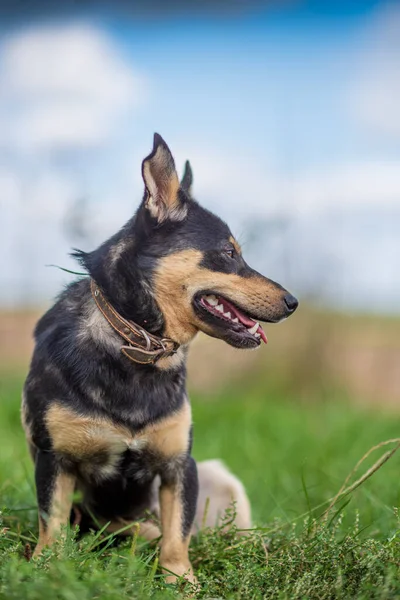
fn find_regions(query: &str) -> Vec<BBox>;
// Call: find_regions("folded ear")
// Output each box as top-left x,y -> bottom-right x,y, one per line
181,160 -> 193,195
141,133 -> 187,223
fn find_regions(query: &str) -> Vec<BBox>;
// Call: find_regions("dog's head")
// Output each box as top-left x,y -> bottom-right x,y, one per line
76,134 -> 298,350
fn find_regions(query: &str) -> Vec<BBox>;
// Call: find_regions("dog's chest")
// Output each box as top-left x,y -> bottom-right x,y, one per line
45,401 -> 192,481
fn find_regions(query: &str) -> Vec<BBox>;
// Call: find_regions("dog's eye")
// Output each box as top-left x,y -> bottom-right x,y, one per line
224,248 -> 235,259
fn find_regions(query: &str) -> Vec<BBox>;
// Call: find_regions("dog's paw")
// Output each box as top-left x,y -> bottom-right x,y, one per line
161,560 -> 198,586
32,544 -> 45,558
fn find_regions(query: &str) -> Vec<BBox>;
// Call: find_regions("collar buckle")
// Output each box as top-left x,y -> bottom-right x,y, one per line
90,279 -> 180,366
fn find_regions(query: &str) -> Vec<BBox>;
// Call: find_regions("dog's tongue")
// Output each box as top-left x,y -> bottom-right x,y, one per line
219,297 -> 267,343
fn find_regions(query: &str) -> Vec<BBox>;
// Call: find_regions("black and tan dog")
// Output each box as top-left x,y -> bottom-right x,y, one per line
22,134 -> 298,583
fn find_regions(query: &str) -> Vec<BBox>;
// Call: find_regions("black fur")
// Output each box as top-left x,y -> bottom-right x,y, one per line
23,134 -> 297,572
181,457 -> 199,537
35,451 -> 58,519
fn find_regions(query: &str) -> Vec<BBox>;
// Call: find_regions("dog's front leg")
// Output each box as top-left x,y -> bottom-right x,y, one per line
34,450 -> 76,557
159,455 -> 198,584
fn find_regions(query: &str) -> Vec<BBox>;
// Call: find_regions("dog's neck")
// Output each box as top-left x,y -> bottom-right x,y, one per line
76,228 -> 193,371
95,274 -> 164,337
85,279 -> 189,372
75,228 -> 166,337
91,279 -> 180,367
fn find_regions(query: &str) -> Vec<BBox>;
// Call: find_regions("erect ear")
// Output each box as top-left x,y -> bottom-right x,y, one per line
141,133 -> 187,223
181,160 -> 193,195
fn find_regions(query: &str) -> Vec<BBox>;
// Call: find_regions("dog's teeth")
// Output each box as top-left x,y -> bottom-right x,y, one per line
224,312 -> 231,319
232,317 -> 239,323
255,332 -> 261,339
207,296 -> 218,306
248,322 -> 259,335
216,304 -> 224,312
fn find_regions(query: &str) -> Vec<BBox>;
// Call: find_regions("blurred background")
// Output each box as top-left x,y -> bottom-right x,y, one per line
0,0 -> 399,526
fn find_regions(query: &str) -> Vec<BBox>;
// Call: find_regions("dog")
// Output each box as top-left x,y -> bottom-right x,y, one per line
21,134 -> 298,584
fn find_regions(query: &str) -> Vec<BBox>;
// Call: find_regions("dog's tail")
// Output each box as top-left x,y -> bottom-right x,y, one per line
193,459 -> 252,533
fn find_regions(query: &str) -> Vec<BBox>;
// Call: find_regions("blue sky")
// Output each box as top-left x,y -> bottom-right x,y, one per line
1,0 -> 400,310
103,1 -> 388,169
92,0 -> 400,186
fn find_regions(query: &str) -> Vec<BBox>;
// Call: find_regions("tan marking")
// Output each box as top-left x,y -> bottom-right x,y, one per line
34,471 -> 76,556
45,400 -> 191,462
153,249 -> 286,344
145,400 -> 192,458
142,145 -> 186,223
155,345 -> 187,371
150,460 -> 252,535
159,483 -> 196,584
229,235 -> 242,256
46,404 -> 132,459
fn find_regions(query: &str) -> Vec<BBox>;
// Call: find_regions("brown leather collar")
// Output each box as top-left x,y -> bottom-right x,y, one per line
90,279 -> 179,365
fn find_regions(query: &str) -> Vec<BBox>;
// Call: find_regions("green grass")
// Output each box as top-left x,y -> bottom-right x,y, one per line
0,372 -> 399,599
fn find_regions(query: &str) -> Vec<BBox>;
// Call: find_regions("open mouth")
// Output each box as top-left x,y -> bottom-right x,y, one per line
195,293 -> 267,345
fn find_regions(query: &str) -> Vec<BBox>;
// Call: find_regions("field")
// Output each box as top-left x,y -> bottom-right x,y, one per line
1,364 -> 400,599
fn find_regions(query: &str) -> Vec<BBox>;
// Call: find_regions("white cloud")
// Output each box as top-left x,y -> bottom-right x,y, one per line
0,23 -> 148,152
172,141 -> 400,218
285,161 -> 400,214
0,22 -> 149,305
1,133 -> 400,309
0,21 -> 399,311
347,3 -> 400,138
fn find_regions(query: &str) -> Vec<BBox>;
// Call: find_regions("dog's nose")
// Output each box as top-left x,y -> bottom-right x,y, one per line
284,293 -> 298,314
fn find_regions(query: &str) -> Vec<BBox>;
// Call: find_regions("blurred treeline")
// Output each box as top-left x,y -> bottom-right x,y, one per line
188,308 -> 400,408
1,306 -> 399,409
